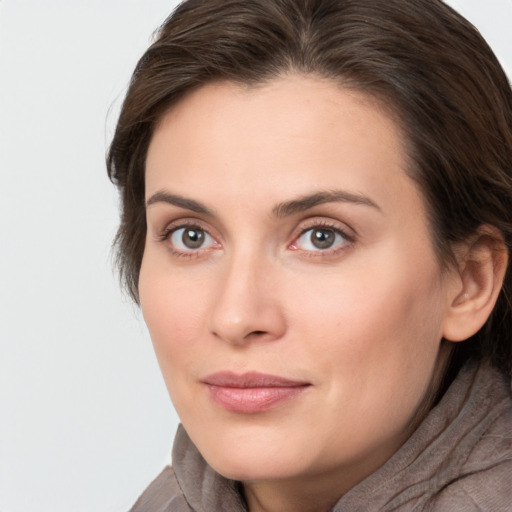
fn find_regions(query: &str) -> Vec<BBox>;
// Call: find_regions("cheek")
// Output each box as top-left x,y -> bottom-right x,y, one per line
286,250 -> 446,386
139,258 -> 211,378
284,262 -> 446,448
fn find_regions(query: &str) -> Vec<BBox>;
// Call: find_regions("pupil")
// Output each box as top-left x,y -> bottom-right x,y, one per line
311,229 -> 334,249
183,228 -> 204,249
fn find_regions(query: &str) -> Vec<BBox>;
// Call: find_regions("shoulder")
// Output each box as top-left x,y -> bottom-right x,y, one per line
428,460 -> 512,511
128,466 -> 192,512
427,391 -> 512,511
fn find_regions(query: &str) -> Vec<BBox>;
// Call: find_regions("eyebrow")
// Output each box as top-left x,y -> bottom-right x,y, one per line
146,191 -> 214,216
145,189 -> 380,217
272,190 -> 381,217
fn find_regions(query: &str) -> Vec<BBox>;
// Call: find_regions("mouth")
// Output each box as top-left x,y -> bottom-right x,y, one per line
202,371 -> 311,413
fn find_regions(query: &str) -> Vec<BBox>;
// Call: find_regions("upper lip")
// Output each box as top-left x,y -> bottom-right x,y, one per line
202,371 -> 310,388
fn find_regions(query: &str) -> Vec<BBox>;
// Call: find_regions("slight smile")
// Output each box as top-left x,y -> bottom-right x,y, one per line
202,372 -> 312,414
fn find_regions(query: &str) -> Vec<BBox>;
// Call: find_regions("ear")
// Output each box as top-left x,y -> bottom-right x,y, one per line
443,225 -> 508,342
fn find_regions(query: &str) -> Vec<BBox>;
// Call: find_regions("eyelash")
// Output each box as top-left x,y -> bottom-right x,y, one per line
157,220 -> 354,259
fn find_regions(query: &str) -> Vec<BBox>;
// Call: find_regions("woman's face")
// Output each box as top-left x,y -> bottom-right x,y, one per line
140,77 -> 457,489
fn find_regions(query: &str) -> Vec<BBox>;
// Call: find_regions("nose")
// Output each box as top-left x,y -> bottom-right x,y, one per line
208,251 -> 286,346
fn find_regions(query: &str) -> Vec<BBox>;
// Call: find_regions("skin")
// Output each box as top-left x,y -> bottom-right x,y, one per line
139,76 -> 463,512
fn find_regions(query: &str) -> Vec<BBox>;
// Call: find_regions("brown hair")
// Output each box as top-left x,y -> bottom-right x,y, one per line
107,0 -> 512,375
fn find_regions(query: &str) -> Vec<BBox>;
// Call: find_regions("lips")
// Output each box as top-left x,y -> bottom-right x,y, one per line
202,371 -> 310,413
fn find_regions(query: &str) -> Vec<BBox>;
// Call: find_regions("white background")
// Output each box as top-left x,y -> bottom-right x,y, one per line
0,1 -> 510,511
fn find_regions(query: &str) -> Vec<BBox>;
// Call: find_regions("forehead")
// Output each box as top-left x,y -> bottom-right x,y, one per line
145,76 -> 419,219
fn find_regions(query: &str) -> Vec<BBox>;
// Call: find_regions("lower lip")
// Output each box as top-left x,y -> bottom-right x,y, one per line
206,385 -> 309,413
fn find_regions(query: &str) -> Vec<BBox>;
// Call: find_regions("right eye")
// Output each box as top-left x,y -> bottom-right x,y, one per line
168,226 -> 217,252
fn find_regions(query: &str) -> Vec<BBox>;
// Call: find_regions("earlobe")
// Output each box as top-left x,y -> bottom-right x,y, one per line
443,226 -> 508,342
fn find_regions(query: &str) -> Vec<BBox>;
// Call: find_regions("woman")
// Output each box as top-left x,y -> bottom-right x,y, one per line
108,0 -> 512,510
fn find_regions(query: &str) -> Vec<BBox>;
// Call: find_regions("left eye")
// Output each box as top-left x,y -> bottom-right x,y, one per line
295,227 -> 348,251
169,226 -> 216,251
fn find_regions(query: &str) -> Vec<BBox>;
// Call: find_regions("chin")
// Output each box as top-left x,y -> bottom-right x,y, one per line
192,426 -> 307,482
208,453 -> 302,483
